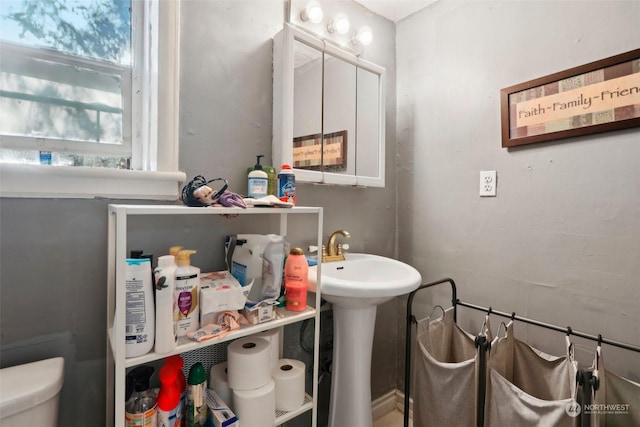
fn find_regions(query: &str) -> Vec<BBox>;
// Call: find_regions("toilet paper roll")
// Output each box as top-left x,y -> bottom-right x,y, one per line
272,359 -> 306,411
209,362 -> 233,410
255,328 -> 281,369
233,379 -> 275,427
227,336 -> 272,390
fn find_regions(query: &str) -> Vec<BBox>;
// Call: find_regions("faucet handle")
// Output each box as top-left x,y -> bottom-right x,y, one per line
322,245 -> 328,256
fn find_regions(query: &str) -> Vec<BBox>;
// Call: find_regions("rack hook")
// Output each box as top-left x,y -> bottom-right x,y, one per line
598,334 -> 603,346
511,312 -> 516,320
566,326 -> 573,336
487,306 -> 492,315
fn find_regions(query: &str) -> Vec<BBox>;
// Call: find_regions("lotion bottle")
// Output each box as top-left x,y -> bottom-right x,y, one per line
125,258 -> 155,358
247,155 -> 268,198
284,247 -> 308,312
154,255 -> 177,354
174,250 -> 200,337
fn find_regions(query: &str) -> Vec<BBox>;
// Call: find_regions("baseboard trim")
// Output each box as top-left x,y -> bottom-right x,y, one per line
371,389 -> 413,421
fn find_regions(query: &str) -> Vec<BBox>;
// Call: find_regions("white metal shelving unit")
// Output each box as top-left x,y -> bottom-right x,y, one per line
106,204 -> 323,426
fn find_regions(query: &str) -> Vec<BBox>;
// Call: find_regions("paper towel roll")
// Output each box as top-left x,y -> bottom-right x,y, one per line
255,328 -> 281,369
272,359 -> 306,411
233,379 -> 275,427
209,362 -> 233,409
227,336 -> 272,390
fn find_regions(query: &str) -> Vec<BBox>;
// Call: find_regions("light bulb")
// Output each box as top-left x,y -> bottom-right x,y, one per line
353,26 -> 373,46
301,1 -> 323,24
328,13 -> 350,35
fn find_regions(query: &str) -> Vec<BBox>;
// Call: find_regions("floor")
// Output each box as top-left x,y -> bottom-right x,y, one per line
373,410 -> 412,427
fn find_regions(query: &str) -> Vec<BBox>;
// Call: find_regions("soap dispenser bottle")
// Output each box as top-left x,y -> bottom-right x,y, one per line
247,155 -> 268,198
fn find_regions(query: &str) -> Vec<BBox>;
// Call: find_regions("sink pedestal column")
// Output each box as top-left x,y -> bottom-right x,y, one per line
328,303 -> 377,427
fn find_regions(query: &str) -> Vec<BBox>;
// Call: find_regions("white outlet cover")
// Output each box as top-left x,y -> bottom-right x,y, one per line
479,170 -> 497,197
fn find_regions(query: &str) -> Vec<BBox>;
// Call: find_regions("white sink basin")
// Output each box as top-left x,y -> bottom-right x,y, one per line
309,253 -> 422,303
309,253 -> 422,427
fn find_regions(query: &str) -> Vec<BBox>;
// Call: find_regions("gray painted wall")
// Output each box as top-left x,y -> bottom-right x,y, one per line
0,1 -> 397,426
2,1 -> 638,426
396,0 -> 640,395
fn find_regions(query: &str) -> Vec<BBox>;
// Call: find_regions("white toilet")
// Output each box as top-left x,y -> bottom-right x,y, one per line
0,357 -> 65,427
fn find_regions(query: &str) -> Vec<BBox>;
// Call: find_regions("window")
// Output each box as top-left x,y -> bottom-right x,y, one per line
0,0 -> 184,199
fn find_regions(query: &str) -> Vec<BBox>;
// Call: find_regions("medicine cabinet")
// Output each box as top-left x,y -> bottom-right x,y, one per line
273,24 -> 386,187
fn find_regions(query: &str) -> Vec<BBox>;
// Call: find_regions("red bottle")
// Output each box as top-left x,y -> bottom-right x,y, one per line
157,365 -> 182,427
285,247 -> 308,311
164,355 -> 186,426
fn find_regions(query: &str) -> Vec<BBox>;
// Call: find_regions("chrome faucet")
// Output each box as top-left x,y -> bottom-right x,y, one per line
323,230 -> 350,262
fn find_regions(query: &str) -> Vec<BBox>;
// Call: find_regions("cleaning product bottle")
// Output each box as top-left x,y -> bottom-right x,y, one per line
174,250 -> 200,337
154,254 -> 178,354
165,355 -> 187,426
157,364 -> 182,427
277,164 -> 296,205
125,366 -> 157,427
186,362 -> 207,426
247,155 -> 268,198
125,258 -> 155,358
284,247 -> 308,311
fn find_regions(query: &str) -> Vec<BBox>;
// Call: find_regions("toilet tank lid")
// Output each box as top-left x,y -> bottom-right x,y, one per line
0,357 -> 65,419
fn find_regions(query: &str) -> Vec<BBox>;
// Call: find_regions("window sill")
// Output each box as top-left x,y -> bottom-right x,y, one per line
0,164 -> 186,200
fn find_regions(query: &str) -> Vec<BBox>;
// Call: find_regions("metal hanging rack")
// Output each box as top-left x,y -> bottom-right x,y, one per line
404,277 -> 640,427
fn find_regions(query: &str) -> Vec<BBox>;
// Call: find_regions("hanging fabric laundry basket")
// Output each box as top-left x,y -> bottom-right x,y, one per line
413,307 -> 489,427
485,321 -> 579,427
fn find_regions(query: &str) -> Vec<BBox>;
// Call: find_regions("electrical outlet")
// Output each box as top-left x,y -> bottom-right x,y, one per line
479,170 -> 497,197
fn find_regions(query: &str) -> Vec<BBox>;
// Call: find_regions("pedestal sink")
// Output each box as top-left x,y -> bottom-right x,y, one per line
308,253 -> 422,427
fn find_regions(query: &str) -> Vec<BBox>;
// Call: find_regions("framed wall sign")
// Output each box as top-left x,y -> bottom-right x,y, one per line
293,130 -> 347,171
500,49 -> 640,147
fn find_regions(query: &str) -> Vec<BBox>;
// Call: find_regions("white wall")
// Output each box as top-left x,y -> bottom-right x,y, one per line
397,0 -> 640,381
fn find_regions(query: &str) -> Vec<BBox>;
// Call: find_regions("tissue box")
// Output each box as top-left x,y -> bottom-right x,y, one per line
242,301 -> 277,325
205,389 -> 239,427
200,272 -> 252,325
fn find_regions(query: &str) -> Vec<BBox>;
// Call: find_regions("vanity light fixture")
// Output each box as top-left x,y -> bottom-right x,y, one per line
352,26 -> 373,46
300,0 -> 324,24
327,13 -> 350,34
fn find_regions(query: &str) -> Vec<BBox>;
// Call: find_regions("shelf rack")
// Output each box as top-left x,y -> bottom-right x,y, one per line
106,204 -> 323,426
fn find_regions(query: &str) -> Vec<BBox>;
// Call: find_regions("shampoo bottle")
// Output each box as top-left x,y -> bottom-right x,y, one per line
284,247 -> 308,312
157,364 -> 182,427
186,362 -> 207,426
248,155 -> 268,198
174,250 -> 200,337
125,366 -> 157,427
125,258 -> 155,358
154,255 -> 178,354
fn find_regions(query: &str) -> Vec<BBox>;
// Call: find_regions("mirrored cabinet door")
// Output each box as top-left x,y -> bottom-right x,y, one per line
273,24 -> 385,187
322,51 -> 357,184
356,64 -> 384,186
292,40 -> 323,173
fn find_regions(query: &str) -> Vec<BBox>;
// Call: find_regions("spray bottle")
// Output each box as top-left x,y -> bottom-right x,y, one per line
186,362 -> 207,426
154,254 -> 178,354
174,250 -> 200,337
247,155 -> 268,198
125,366 -> 157,427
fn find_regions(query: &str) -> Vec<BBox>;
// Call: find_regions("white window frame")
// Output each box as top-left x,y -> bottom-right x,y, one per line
0,0 -> 185,200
